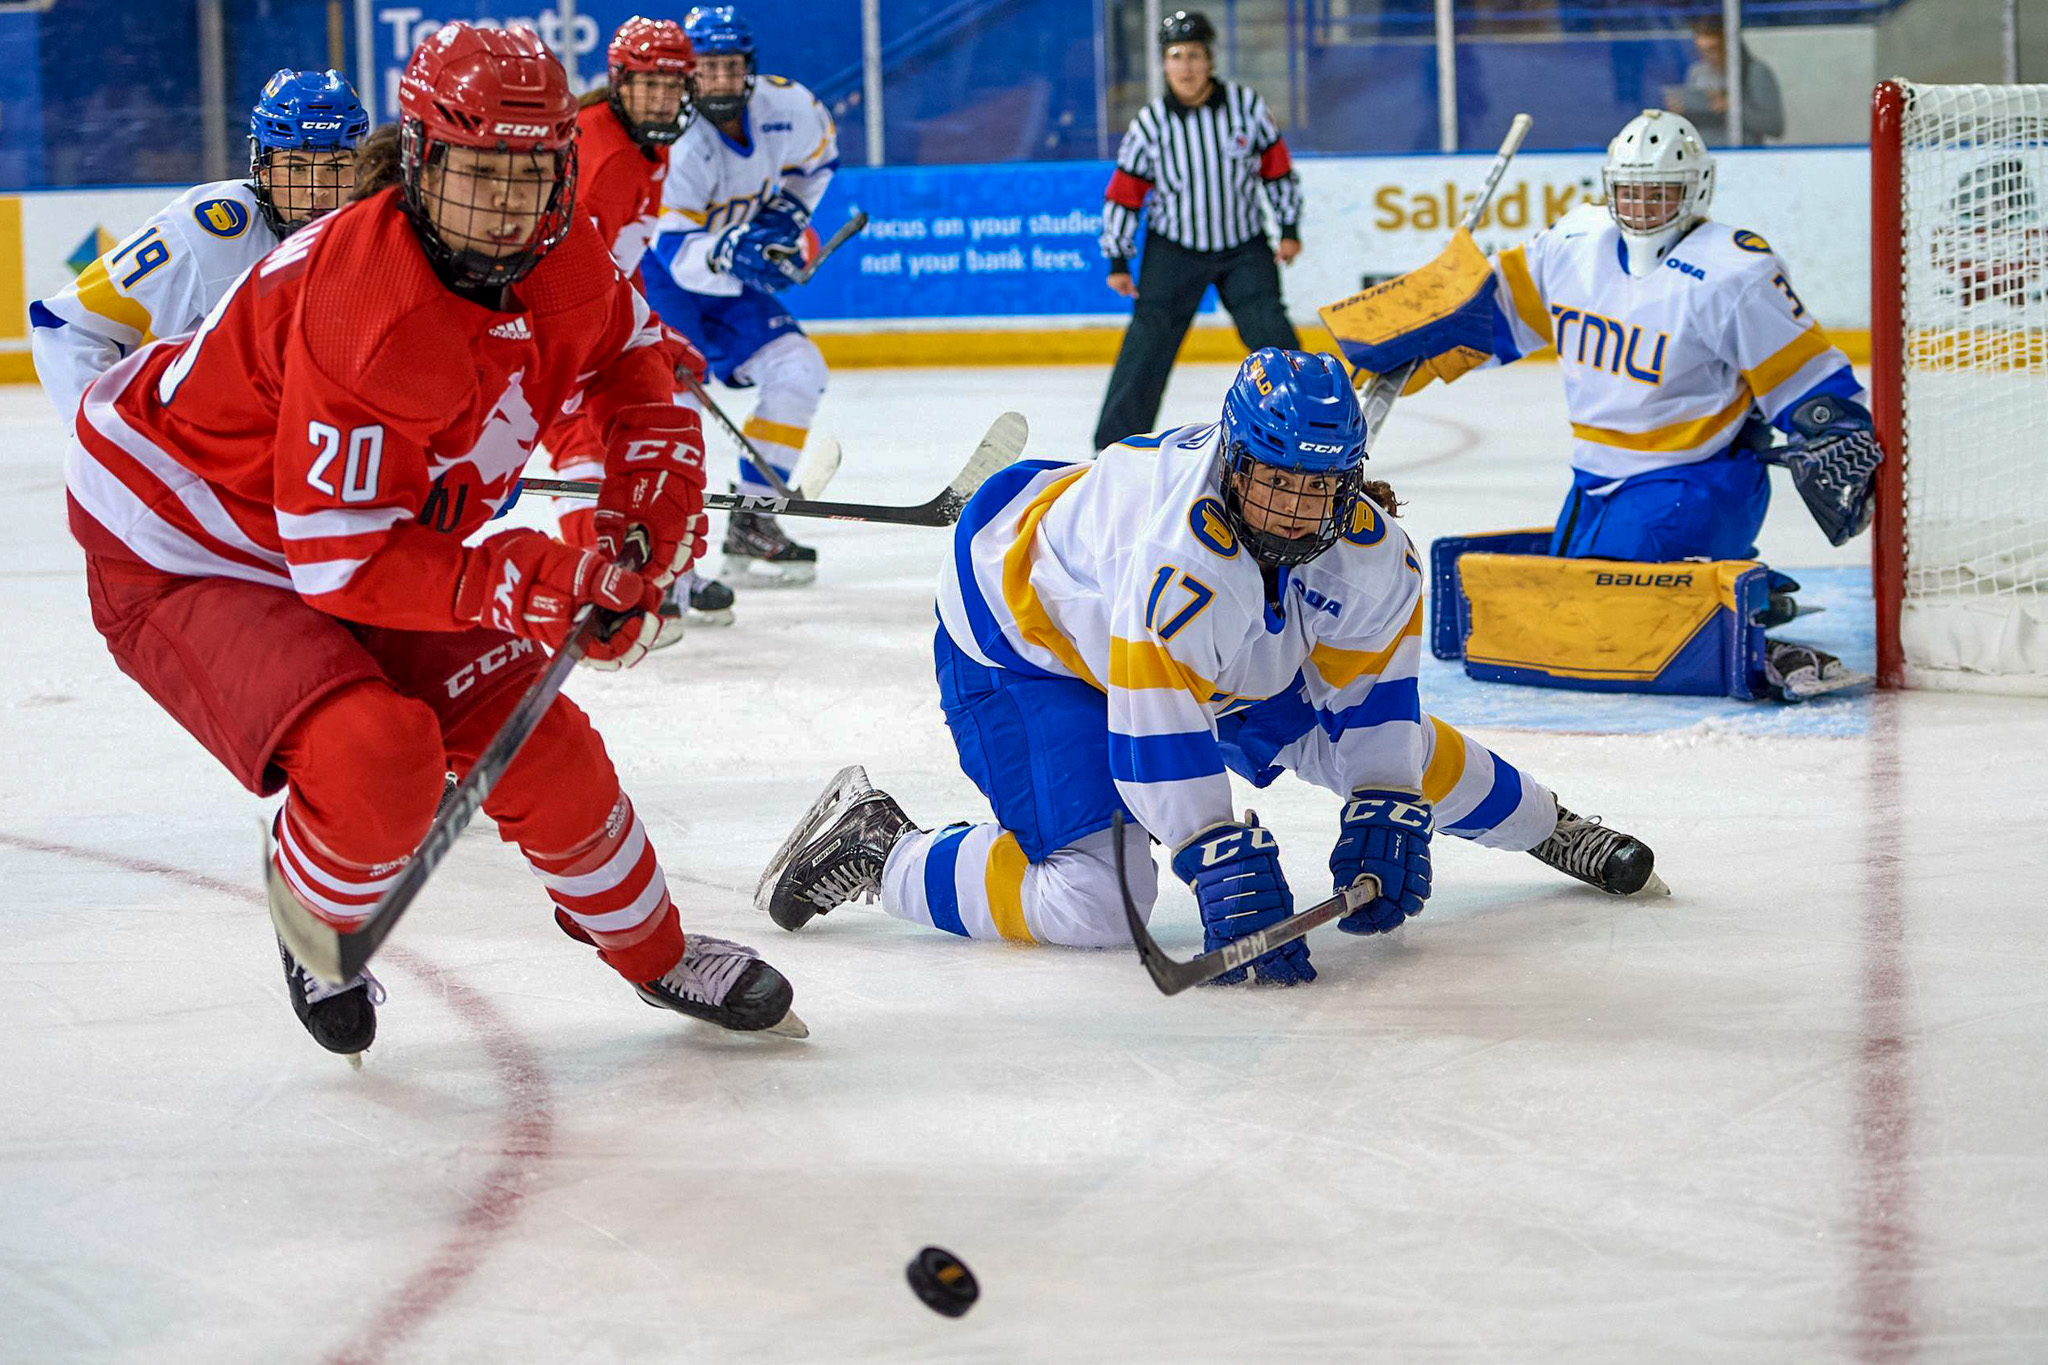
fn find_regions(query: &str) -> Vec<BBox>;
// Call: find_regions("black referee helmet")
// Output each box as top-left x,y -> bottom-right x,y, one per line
1159,9 -> 1216,49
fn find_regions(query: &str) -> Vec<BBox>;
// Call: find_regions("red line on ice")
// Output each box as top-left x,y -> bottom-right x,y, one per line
0,833 -> 554,1365
1851,696 -> 1916,1361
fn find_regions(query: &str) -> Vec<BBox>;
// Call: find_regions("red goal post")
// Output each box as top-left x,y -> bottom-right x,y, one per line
1870,79 -> 2048,695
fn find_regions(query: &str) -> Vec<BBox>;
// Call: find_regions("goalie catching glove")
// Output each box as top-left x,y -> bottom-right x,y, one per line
1320,227 -> 1500,396
454,530 -> 662,670
1776,393 -> 1882,547
595,403 -> 709,589
1170,816 -> 1315,986
1330,790 -> 1433,934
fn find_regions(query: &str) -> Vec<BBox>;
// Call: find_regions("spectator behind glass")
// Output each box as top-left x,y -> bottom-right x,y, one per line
1665,17 -> 1784,147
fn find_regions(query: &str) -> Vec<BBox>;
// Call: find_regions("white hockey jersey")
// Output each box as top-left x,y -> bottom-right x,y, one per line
650,75 -> 838,296
938,427 -> 1429,854
32,180 -> 278,423
1491,202 -> 1860,480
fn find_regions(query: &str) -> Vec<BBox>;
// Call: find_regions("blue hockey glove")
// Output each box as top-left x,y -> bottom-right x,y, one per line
1170,818 -> 1315,986
1777,393 -> 1882,547
750,188 -> 811,245
1330,790 -> 1432,934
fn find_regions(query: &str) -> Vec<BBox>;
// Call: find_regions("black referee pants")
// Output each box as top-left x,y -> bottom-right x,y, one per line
1093,235 -> 1300,451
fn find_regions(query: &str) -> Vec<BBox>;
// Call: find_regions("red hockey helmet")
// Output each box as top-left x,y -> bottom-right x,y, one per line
397,22 -> 579,288
607,17 -> 695,149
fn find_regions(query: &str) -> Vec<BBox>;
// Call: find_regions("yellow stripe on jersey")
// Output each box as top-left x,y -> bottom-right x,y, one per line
1571,387 -> 1752,453
1421,714 -> 1468,807
1108,635 -> 1218,704
70,257 -> 154,340
742,415 -> 808,449
1001,469 -> 1101,689
669,207 -> 709,225
1742,324 -> 1834,400
984,833 -> 1035,943
798,129 -> 833,165
1498,245 -> 1552,345
1308,600 -> 1423,689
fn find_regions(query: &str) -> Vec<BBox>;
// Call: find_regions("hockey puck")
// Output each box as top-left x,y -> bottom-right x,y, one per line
905,1245 -> 977,1317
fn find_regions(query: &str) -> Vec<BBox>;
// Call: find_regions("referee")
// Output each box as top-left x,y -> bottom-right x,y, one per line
1093,9 -> 1303,451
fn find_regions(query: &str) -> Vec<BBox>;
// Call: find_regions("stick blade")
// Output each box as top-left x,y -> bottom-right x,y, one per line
793,434 -> 843,500
930,412 -> 1027,525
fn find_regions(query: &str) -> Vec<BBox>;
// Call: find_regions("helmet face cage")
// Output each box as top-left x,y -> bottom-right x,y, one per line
399,119 -> 578,289
609,67 -> 693,147
248,69 -> 369,237
683,7 -> 756,124
1220,439 -> 1363,567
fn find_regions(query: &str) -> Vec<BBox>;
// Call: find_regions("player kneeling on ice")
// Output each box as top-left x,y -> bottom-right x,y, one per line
759,350 -> 1663,987
64,23 -> 801,1060
1325,110 -> 1881,703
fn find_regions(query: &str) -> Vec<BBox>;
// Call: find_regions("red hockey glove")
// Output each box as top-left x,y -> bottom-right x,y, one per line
595,403 -> 709,590
454,528 -> 662,670
660,323 -> 710,385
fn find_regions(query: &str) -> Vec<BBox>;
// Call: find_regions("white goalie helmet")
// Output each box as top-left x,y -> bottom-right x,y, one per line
1602,109 -> 1715,277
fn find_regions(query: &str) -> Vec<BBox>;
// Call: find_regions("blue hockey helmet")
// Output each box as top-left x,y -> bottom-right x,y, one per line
682,6 -> 755,124
248,69 -> 369,237
1218,348 -> 1370,565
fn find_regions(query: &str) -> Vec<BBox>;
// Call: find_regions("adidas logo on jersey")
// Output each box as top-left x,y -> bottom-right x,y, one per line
487,317 -> 532,340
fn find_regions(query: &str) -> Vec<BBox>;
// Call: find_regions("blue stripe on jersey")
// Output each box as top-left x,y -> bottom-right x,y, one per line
923,825 -> 972,937
1321,677 -> 1420,735
28,300 -> 65,330
949,459 -> 1071,680
1108,730 -> 1226,784
1443,749 -> 1527,836
1489,293 -> 1521,364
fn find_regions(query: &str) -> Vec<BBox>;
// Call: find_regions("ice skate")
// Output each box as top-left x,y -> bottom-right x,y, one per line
650,573 -> 736,650
755,764 -> 919,931
636,934 -> 807,1037
722,506 -> 817,587
1764,639 -> 1871,702
278,934 -> 385,1067
1528,804 -> 1670,897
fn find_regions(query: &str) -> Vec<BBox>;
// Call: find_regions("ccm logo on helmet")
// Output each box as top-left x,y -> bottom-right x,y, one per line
1298,441 -> 1344,454
491,121 -> 554,137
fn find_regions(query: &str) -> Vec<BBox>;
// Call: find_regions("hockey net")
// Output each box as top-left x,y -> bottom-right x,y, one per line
1872,80 -> 2048,694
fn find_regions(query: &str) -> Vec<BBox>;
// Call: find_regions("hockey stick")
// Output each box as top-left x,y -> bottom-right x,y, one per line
1325,113 -> 1533,442
267,544 -> 649,988
677,370 -> 794,499
773,208 -> 868,286
1112,812 -> 1380,996
519,409 -> 1026,528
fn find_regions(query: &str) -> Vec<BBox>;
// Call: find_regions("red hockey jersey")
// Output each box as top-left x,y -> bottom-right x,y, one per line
69,187 -> 670,631
577,100 -> 669,277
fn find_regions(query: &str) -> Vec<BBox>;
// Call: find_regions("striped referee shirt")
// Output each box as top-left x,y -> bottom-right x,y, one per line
1100,80 -> 1302,269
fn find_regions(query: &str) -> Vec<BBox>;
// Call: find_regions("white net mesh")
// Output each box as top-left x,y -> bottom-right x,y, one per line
1893,82 -> 2048,692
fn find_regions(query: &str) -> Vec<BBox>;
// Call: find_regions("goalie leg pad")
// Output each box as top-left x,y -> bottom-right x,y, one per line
1548,455 -> 1771,563
1448,549 -> 1774,698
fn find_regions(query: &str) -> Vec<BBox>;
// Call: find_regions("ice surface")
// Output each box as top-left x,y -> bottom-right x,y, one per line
3,366 -> 2045,1363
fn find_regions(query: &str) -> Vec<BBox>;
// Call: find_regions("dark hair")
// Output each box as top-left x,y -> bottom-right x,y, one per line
1688,17 -> 1723,37
1362,478 -> 1401,517
350,121 -> 402,199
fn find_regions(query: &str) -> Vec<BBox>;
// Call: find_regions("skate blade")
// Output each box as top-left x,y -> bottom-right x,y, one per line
650,616 -> 687,651
345,1052 -> 364,1070
1778,670 -> 1874,702
1635,870 -> 1673,898
721,554 -> 816,588
687,606 -> 735,627
765,1008 -> 810,1039
753,764 -> 873,916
